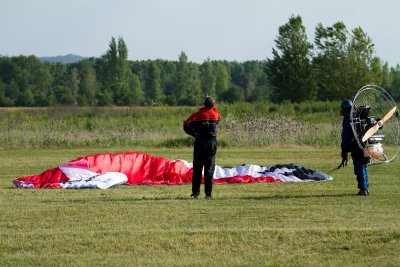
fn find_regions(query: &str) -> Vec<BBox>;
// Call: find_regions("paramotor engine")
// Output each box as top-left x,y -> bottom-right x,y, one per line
350,85 -> 400,164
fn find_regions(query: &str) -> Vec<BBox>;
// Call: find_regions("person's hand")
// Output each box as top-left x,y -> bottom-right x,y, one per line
340,152 -> 348,168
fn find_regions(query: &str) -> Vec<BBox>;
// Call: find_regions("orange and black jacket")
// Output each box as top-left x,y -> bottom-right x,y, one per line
183,106 -> 221,138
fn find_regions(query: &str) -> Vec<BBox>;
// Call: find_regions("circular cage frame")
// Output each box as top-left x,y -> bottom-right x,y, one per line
350,85 -> 400,164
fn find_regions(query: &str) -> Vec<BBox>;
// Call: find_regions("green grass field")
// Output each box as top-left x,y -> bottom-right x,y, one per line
1,146 -> 400,266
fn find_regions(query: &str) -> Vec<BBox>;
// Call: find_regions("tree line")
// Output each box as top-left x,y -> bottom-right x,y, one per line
0,15 -> 399,107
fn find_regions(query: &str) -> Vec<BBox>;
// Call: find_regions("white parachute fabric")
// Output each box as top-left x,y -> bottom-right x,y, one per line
60,173 -> 127,189
213,163 -> 332,183
59,159 -> 128,189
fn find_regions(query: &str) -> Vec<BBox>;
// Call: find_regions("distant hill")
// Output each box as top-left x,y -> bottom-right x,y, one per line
39,54 -> 87,63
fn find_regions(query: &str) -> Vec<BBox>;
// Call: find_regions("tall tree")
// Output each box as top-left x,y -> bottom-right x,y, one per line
144,62 -> 162,104
96,37 -> 131,105
160,61 -> 178,105
54,85 -> 75,105
175,51 -> 190,104
0,78 -> 13,106
180,63 -> 202,105
128,73 -> 144,105
200,59 -> 216,98
389,65 -> 400,100
313,22 -> 349,100
267,15 -> 316,102
78,60 -> 98,106
346,27 -> 381,93
215,63 -> 229,98
66,67 -> 79,104
16,87 -> 34,106
33,64 -> 53,106
114,37 -> 131,105
314,23 -> 381,99
6,79 -> 19,105
378,62 -> 392,90
243,61 -> 266,101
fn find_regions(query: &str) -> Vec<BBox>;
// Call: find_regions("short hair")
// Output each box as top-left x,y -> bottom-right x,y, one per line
204,96 -> 214,108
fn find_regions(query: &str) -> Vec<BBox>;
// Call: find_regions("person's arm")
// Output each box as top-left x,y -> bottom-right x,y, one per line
183,121 -> 195,137
340,117 -> 352,167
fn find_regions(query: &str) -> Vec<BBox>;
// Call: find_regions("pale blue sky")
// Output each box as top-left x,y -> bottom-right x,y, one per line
1,0 -> 399,66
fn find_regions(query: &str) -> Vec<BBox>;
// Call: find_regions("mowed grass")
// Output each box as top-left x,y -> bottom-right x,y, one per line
1,146 -> 400,267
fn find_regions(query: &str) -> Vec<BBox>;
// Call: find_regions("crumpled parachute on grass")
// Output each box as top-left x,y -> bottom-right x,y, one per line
13,151 -> 332,189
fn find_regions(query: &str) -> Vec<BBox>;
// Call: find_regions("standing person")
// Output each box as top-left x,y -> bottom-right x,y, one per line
183,96 -> 221,199
340,99 -> 370,196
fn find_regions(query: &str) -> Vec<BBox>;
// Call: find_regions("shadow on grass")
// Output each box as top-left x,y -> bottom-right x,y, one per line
46,193 -> 358,204
237,193 -> 357,200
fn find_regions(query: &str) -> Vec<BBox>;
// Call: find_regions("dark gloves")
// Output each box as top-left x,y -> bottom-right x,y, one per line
340,152 -> 348,168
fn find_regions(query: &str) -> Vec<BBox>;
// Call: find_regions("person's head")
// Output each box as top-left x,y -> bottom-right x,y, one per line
204,96 -> 215,108
340,99 -> 353,116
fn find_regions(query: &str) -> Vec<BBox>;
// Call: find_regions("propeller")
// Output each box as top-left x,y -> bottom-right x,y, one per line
362,106 -> 397,142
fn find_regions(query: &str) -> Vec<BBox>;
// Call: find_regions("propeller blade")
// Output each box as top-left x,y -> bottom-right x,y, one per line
362,124 -> 379,142
381,106 -> 397,123
362,106 -> 397,142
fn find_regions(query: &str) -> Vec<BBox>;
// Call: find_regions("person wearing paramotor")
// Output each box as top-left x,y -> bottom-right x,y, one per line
340,99 -> 370,196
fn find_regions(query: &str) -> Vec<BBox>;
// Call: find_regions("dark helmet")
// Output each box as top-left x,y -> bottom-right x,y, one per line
340,99 -> 353,116
204,96 -> 215,108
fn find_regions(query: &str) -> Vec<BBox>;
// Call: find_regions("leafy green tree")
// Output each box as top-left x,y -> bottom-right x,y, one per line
78,60 -> 98,106
243,61 -> 267,101
128,73 -> 144,105
0,58 -> 23,104
33,68 -> 53,106
219,86 -> 244,103
0,79 -> 13,106
389,65 -> 400,100
377,62 -> 391,90
6,79 -> 19,105
100,37 -> 118,82
313,22 -> 349,100
54,85 -> 75,105
175,51 -> 190,104
96,37 -> 132,105
95,90 -> 113,106
16,87 -> 34,106
65,67 -> 79,105
172,52 -> 202,105
313,22 -> 382,100
161,61 -> 178,105
345,27 -> 381,93
46,89 -> 56,106
200,59 -> 216,98
230,62 -> 247,92
114,37 -> 132,105
144,62 -> 163,104
25,56 -> 53,106
180,63 -> 202,105
215,63 -> 229,98
0,57 -> 17,84
0,56 -> 53,106
267,15 -> 316,102
49,62 -> 68,86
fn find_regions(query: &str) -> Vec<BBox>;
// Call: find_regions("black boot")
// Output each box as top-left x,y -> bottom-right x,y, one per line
357,189 -> 369,196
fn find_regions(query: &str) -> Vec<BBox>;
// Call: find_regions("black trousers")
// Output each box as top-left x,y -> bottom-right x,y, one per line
192,136 -> 217,197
